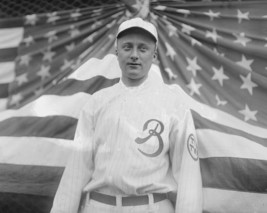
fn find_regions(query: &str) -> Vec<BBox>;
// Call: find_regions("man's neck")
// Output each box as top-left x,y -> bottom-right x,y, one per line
121,76 -> 148,87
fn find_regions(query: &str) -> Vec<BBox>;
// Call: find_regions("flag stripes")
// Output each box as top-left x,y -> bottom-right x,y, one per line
192,110 -> 267,147
0,137 -> 72,167
46,76 -> 119,96
0,93 -> 90,121
0,163 -> 63,196
203,188 -> 267,213
0,116 -> 77,139
201,158 -> 267,193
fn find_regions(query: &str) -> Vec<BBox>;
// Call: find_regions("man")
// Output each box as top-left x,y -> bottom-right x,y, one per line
50,17 -> 202,213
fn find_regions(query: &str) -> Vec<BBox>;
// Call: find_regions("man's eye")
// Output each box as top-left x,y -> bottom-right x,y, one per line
140,47 -> 147,52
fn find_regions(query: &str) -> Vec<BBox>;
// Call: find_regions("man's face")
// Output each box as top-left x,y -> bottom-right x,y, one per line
116,29 -> 156,86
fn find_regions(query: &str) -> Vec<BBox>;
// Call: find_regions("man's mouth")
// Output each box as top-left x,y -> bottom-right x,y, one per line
128,63 -> 141,66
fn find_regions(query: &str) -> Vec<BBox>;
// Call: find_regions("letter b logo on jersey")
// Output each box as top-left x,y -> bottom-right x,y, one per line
135,119 -> 164,157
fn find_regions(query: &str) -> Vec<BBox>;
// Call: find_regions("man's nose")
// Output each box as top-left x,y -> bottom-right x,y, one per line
130,48 -> 138,60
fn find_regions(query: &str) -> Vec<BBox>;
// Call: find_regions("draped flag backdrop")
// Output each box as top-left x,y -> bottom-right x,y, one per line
0,0 -> 267,212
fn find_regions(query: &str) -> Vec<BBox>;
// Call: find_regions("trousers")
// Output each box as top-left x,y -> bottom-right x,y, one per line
81,193 -> 175,213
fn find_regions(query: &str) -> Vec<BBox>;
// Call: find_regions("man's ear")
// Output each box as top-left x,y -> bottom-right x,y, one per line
153,51 -> 157,61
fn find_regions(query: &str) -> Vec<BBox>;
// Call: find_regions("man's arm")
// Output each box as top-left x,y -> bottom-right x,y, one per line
170,109 -> 203,213
50,99 -> 95,213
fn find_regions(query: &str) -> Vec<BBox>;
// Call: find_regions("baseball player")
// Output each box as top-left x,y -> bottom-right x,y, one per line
50,18 -> 202,213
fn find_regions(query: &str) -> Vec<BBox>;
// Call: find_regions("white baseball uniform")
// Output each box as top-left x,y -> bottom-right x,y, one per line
50,72 -> 202,213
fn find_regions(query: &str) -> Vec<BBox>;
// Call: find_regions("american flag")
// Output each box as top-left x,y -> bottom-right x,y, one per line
0,0 -> 267,212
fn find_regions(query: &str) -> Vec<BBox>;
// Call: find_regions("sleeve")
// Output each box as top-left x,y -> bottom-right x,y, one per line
169,109 -> 203,213
50,98 -> 95,213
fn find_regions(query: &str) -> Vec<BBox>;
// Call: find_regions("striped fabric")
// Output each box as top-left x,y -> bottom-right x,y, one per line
0,1 -> 267,213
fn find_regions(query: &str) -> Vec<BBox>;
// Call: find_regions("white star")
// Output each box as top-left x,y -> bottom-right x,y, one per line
47,12 -> 60,24
65,43 -> 75,52
164,68 -> 177,80
204,10 -> 220,21
167,23 -> 179,37
233,32 -> 251,47
205,28 -> 220,43
240,73 -> 257,95
70,26 -> 81,38
9,93 -> 23,106
215,94 -> 227,106
45,31 -> 58,43
237,9 -> 249,24
187,78 -> 202,96
25,14 -> 38,25
154,5 -> 167,11
42,49 -> 56,61
236,54 -> 254,71
106,20 -> 116,29
37,65 -> 51,80
16,73 -> 28,86
239,104 -> 257,122
19,55 -> 31,66
213,48 -> 225,57
91,21 -> 102,30
186,56 -> 201,77
211,66 -> 229,86
181,24 -> 196,35
23,36 -> 34,47
60,59 -> 73,71
165,42 -> 176,61
191,38 -> 202,46
176,9 -> 191,17
83,32 -> 98,43
70,10 -> 81,20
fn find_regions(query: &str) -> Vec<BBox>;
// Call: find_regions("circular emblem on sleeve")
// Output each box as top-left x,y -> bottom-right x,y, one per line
187,134 -> 198,161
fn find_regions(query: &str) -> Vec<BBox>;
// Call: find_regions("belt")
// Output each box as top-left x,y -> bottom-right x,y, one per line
90,191 -> 167,206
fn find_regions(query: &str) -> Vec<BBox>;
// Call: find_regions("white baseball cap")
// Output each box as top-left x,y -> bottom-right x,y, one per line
116,18 -> 158,44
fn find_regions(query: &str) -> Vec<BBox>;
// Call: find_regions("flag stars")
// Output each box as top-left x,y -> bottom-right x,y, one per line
211,66 -> 229,86
186,56 -> 201,77
37,65 -> 51,80
47,12 -> 60,24
65,43 -> 76,52
167,23 -> 179,37
234,32 -> 251,47
237,9 -> 249,24
60,59 -> 73,71
187,78 -> 202,96
240,73 -> 257,95
205,28 -> 220,43
25,14 -> 38,25
42,49 -> 56,61
236,54 -> 254,71
23,36 -> 34,47
69,25 -> 81,38
181,23 -> 196,35
191,38 -> 202,46
9,93 -> 23,106
45,31 -> 58,43
239,104 -> 257,122
164,68 -> 177,80
204,10 -> 220,21
176,9 -> 191,18
16,73 -> 28,86
70,10 -> 81,20
18,55 -> 31,66
215,94 -> 227,106
165,42 -> 176,61
83,32 -> 98,43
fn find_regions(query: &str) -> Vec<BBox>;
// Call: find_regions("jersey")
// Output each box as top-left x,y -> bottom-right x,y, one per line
50,72 -> 202,213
